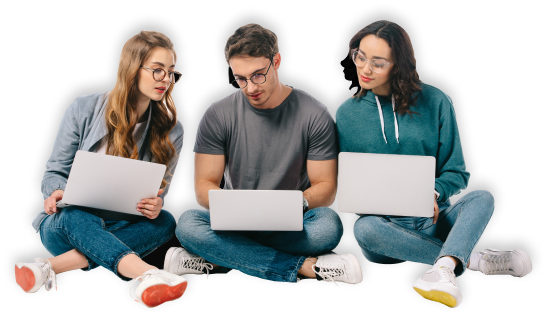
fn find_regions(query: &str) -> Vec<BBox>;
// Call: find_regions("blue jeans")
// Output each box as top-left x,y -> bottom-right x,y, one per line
176,207 -> 343,283
39,206 -> 176,281
354,190 -> 494,276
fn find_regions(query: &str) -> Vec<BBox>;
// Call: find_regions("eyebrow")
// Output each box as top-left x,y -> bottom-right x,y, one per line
149,61 -> 175,68
358,49 -> 389,60
233,66 -> 267,78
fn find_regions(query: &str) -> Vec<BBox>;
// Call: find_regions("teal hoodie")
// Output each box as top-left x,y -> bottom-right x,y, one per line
336,83 -> 469,203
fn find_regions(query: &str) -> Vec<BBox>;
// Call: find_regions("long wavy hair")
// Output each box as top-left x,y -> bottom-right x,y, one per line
105,31 -> 177,189
340,20 -> 422,116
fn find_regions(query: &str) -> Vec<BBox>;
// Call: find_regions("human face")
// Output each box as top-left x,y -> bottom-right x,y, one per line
137,47 -> 176,103
229,55 -> 278,108
356,34 -> 394,96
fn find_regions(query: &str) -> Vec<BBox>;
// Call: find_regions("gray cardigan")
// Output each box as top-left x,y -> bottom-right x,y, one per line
32,92 -> 184,231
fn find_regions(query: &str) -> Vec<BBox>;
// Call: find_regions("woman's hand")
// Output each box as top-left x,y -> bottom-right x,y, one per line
44,190 -> 64,215
137,189 -> 164,219
432,194 -> 439,224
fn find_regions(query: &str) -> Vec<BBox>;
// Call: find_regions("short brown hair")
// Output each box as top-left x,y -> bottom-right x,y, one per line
224,24 -> 279,63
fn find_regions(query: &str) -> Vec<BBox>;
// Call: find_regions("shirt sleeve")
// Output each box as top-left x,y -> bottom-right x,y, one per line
193,106 -> 227,155
307,109 -> 339,161
41,99 -> 82,199
434,97 -> 470,202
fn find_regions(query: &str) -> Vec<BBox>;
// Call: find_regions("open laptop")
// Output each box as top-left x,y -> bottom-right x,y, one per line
338,152 -> 435,217
209,190 -> 303,231
56,150 -> 166,216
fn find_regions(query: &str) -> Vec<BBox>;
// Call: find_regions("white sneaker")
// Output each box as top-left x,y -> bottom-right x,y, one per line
413,266 -> 462,308
133,269 -> 187,308
313,254 -> 363,284
15,258 -> 56,293
478,249 -> 532,277
164,247 -> 213,276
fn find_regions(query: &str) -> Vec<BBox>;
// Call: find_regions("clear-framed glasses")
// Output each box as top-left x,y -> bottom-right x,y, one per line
230,57 -> 274,89
141,66 -> 182,84
351,49 -> 393,73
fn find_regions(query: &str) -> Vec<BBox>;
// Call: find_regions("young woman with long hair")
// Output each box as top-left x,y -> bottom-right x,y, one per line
15,31 -> 186,308
336,20 -> 532,308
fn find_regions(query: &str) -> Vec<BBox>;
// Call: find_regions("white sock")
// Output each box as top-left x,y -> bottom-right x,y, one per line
434,257 -> 456,271
468,252 -> 482,271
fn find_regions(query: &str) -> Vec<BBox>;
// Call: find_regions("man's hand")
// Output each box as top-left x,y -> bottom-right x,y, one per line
137,189 -> 164,219
44,190 -> 64,215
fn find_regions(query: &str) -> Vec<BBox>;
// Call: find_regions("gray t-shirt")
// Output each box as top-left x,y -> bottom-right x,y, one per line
194,88 -> 338,191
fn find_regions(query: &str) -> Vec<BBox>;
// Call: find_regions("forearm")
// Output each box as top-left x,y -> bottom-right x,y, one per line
303,181 -> 337,209
195,180 -> 221,210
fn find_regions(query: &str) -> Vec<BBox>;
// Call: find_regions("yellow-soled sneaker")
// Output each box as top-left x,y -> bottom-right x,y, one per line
413,266 -> 462,308
132,269 -> 187,308
478,249 -> 532,277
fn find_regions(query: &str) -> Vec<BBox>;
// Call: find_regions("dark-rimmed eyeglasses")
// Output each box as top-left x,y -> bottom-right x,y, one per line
141,66 -> 182,84
351,49 -> 393,73
230,57 -> 274,89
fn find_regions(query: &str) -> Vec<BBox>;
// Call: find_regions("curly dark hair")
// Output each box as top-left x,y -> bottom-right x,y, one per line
340,20 -> 422,116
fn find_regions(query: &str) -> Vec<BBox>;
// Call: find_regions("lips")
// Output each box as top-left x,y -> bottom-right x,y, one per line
249,92 -> 262,99
155,87 -> 166,94
360,76 -> 373,82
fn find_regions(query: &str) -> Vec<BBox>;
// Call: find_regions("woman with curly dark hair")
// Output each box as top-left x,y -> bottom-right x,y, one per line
336,20 -> 532,308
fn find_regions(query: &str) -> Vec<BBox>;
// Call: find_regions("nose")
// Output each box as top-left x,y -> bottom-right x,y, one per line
362,62 -> 372,75
246,80 -> 258,93
162,72 -> 172,84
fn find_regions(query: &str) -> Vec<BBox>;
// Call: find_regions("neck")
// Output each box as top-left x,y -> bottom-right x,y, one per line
261,82 -> 292,110
372,82 -> 391,96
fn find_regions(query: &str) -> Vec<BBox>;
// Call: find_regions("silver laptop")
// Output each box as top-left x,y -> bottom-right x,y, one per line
56,150 -> 166,216
209,190 -> 303,231
338,152 -> 435,217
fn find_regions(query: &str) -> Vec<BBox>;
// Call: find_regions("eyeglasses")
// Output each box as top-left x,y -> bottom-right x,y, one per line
230,57 -> 274,89
351,49 -> 393,73
141,66 -> 182,84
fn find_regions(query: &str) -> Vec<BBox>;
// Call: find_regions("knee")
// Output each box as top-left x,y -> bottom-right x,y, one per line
353,216 -> 387,250
154,210 -> 176,236
465,190 -> 495,219
175,209 -> 209,244
309,207 -> 344,245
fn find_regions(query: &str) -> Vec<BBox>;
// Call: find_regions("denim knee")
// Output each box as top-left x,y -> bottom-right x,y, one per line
175,209 -> 209,245
463,190 -> 495,221
353,215 -> 387,251
306,207 -> 343,251
153,210 -> 176,237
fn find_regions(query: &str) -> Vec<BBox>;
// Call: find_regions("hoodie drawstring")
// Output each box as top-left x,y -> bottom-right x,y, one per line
375,95 -> 399,144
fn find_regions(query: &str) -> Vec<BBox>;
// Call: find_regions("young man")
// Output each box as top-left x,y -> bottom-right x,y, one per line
165,24 -> 362,284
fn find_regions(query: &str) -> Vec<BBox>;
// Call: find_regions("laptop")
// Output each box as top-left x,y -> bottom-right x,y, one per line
209,190 -> 303,231
56,150 -> 166,216
338,152 -> 435,217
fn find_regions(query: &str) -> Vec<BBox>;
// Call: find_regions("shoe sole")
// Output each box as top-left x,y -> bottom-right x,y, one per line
141,280 -> 187,308
413,287 -> 458,308
413,277 -> 462,308
15,265 -> 37,293
342,254 -> 363,284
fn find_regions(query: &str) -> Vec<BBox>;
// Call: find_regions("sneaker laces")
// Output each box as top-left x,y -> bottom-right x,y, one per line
180,256 -> 213,276
312,263 -> 346,286
438,266 -> 457,286
130,269 -> 167,302
484,253 -> 512,275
